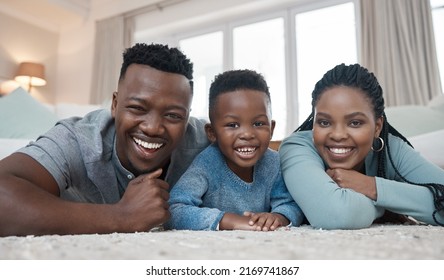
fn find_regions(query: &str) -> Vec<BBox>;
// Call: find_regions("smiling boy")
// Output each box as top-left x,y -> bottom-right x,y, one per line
167,69 -> 304,231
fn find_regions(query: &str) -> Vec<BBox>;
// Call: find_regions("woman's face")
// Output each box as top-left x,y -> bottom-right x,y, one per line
312,86 -> 383,171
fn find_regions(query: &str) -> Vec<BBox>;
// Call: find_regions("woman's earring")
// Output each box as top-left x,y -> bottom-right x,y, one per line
371,137 -> 384,152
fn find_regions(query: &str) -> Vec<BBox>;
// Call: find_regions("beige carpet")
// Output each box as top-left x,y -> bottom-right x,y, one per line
1,224 -> 443,260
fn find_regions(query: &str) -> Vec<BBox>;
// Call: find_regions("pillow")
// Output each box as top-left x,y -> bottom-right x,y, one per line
385,105 -> 444,137
0,87 -> 58,139
427,94 -> 444,112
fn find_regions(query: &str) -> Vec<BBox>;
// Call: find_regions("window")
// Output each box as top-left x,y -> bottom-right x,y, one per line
294,3 -> 357,124
431,0 -> 444,92
179,32 -> 223,120
134,0 -> 358,139
233,17 -> 286,139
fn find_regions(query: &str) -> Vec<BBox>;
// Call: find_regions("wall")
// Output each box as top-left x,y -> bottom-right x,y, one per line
0,12 -> 58,103
55,0 -> 305,105
1,0 -> 305,105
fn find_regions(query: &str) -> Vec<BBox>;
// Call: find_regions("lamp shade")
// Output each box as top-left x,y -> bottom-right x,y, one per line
15,62 -> 46,87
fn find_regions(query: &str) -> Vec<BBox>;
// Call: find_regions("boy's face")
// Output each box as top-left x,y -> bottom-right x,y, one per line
206,89 -> 275,181
112,64 -> 192,176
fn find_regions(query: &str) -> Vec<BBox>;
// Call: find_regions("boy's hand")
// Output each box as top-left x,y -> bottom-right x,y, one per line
244,211 -> 289,231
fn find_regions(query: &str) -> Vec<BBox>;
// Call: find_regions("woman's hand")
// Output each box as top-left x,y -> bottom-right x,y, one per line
326,168 -> 377,200
244,212 -> 289,231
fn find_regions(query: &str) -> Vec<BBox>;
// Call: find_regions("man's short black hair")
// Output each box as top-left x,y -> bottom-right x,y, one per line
119,43 -> 193,89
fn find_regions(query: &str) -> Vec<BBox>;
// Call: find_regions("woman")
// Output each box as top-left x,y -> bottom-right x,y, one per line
279,63 -> 444,229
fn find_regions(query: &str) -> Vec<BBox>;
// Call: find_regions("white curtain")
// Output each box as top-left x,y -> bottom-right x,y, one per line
90,16 -> 126,105
360,0 -> 442,106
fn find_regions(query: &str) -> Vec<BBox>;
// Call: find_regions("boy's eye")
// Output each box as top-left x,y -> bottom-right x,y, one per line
226,123 -> 239,128
253,121 -> 265,127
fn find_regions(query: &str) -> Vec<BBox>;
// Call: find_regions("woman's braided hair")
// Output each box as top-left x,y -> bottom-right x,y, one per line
296,63 -> 444,225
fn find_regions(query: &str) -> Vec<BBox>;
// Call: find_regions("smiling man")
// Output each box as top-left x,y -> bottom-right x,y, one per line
0,43 -> 209,236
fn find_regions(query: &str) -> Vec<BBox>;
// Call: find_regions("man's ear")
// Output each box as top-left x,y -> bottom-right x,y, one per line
111,91 -> 118,118
205,123 -> 217,143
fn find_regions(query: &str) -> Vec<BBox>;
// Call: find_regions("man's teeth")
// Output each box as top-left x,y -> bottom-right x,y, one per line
329,147 -> 352,154
134,138 -> 163,149
236,147 -> 256,154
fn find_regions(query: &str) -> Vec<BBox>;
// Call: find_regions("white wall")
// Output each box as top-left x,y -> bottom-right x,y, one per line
55,0 -> 304,105
0,0 -> 306,104
0,12 -> 59,103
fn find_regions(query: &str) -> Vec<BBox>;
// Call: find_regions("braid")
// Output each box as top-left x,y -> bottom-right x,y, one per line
302,63 -> 444,225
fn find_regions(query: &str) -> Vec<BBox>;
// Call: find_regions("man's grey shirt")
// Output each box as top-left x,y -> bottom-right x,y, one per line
18,109 -> 209,203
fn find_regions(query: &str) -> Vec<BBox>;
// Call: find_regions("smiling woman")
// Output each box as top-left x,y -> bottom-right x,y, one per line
279,63 -> 444,230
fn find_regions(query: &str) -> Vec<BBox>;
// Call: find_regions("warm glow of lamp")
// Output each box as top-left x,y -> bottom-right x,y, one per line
14,62 -> 46,92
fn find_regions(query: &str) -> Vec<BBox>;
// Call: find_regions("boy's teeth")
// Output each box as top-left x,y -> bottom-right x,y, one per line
134,138 -> 163,149
236,147 -> 256,153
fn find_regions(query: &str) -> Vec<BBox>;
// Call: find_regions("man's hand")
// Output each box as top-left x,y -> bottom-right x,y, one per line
114,169 -> 170,232
244,211 -> 289,231
326,168 -> 377,200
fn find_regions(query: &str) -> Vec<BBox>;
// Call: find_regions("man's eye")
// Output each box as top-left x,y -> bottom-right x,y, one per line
128,105 -> 144,112
165,113 -> 184,120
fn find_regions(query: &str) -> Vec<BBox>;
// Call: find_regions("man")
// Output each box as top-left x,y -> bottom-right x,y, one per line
0,43 -> 209,236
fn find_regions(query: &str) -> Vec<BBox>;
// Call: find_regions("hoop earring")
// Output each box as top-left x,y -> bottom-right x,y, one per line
371,137 -> 384,152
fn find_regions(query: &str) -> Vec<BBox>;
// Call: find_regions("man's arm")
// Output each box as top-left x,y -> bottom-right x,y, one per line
0,153 -> 170,237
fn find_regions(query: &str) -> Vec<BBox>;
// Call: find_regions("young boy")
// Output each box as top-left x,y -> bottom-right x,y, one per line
166,69 -> 304,231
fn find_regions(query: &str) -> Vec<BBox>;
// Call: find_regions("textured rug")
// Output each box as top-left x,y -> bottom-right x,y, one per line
1,224 -> 443,260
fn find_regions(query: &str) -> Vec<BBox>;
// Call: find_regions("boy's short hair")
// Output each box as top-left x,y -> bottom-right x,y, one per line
208,69 -> 271,116
119,43 -> 194,91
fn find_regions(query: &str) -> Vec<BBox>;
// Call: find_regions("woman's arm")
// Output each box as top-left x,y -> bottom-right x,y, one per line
373,136 -> 444,225
279,131 -> 382,229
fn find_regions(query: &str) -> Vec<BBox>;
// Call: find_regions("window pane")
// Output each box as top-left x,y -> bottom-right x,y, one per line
233,18 -> 286,140
179,32 -> 223,120
431,0 -> 444,91
295,3 -> 357,123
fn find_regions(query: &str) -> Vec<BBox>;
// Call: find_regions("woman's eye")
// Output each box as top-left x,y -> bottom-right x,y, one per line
318,120 -> 330,127
350,120 -> 362,127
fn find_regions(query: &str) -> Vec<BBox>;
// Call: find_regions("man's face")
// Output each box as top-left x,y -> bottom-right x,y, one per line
111,64 -> 192,176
